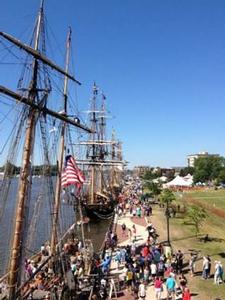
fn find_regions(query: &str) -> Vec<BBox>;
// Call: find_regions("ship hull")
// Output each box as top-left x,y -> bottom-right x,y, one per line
83,203 -> 115,220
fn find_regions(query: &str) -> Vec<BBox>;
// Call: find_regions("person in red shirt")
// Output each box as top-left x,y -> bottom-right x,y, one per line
154,276 -> 163,300
182,287 -> 191,300
142,244 -> 149,258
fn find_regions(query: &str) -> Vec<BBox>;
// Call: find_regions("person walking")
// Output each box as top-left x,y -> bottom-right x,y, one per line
166,275 -> 176,300
189,253 -> 197,277
179,273 -> 187,292
132,224 -> 137,241
175,250 -> 183,274
138,280 -> 146,299
182,287 -> 191,300
128,228 -> 132,242
202,256 -> 209,280
121,223 -> 127,237
150,261 -> 157,282
214,261 -> 223,284
207,255 -> 211,279
154,276 -> 163,300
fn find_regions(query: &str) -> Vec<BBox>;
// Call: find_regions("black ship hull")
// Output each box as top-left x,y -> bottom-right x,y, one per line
83,203 -> 115,220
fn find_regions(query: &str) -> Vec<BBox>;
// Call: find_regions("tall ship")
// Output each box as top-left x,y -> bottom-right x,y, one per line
0,2 -> 98,299
76,83 -> 125,220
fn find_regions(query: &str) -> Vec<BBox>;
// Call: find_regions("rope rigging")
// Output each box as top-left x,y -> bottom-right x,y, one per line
0,108 -> 28,220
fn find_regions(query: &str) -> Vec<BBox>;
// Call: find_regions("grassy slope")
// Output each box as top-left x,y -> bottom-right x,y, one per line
184,189 -> 225,210
169,189 -> 225,299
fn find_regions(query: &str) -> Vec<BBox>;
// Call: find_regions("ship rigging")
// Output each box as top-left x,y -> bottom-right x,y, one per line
0,1 -> 93,299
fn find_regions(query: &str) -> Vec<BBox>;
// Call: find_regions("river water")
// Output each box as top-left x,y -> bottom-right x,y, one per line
0,177 -> 110,276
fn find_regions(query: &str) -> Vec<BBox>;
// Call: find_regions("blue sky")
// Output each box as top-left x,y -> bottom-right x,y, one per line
1,0 -> 225,168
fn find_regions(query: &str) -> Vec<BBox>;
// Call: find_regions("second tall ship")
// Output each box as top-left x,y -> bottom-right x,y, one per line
76,83 -> 125,220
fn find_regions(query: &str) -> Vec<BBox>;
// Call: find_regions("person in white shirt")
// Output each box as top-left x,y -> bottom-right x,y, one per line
138,281 -> 146,299
150,261 -> 157,280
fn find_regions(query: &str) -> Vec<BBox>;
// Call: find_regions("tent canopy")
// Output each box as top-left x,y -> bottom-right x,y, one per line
164,175 -> 193,187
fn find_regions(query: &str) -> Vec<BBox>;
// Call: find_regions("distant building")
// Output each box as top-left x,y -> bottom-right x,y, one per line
154,167 -> 176,178
133,166 -> 151,177
171,167 -> 184,176
133,166 -> 176,180
187,151 -> 220,167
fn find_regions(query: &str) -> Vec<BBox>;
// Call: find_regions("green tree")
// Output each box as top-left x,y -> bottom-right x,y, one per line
142,169 -> 160,181
166,170 -> 175,181
217,168 -> 225,185
179,167 -> 194,177
145,181 -> 161,200
193,156 -> 225,183
3,161 -> 20,176
160,189 -> 175,205
160,189 -> 175,244
186,205 -> 208,237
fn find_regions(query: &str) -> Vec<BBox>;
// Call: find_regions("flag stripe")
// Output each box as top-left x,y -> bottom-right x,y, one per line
61,155 -> 85,188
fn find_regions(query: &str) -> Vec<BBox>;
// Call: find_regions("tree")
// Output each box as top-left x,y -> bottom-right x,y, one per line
186,205 -> 208,237
193,156 -> 225,183
145,181 -> 161,200
2,161 -> 20,176
217,168 -> 225,185
160,189 -> 175,205
166,169 -> 175,181
142,169 -> 158,181
160,189 -> 175,244
179,167 -> 194,177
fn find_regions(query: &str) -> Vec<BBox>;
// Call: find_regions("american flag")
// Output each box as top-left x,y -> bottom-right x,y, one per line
61,155 -> 85,188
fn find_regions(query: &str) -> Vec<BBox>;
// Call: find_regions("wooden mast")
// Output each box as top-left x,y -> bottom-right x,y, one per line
117,141 -> 123,185
50,27 -> 72,257
110,129 -> 116,189
8,2 -> 44,299
89,84 -> 98,204
99,93 -> 106,194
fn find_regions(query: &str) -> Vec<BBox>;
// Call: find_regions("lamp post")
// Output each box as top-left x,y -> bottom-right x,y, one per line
161,189 -> 175,246
165,199 -> 171,245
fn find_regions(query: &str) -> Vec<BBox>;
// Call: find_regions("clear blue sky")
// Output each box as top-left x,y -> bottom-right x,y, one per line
1,0 -> 225,168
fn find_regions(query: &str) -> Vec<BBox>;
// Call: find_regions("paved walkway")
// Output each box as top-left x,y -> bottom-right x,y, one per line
109,212 -> 182,300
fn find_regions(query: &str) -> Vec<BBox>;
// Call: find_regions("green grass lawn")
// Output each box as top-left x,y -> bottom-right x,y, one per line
168,189 -> 225,299
183,189 -> 225,210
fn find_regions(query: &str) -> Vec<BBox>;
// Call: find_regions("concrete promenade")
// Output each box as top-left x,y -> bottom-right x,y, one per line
109,211 -> 181,300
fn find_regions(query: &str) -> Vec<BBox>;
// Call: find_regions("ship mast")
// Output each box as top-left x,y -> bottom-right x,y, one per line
50,27 -> 72,257
117,141 -> 123,185
89,83 -> 98,204
8,2 -> 44,298
0,2 -> 92,298
110,129 -> 116,189
98,93 -> 106,192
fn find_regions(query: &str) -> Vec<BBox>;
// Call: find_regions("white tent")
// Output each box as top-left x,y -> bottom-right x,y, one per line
164,175 -> 193,187
184,173 -> 193,180
152,176 -> 168,184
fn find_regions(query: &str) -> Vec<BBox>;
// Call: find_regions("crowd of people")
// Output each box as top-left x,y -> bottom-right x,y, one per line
114,221 -> 191,298
100,191 -> 225,300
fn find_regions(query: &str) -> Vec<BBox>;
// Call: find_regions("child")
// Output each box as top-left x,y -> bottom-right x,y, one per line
182,287 -> 191,300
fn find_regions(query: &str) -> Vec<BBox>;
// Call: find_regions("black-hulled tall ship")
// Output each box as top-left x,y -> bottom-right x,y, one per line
76,83 -> 125,220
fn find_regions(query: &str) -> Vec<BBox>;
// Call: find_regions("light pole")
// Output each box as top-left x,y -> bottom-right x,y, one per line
165,199 -> 171,245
